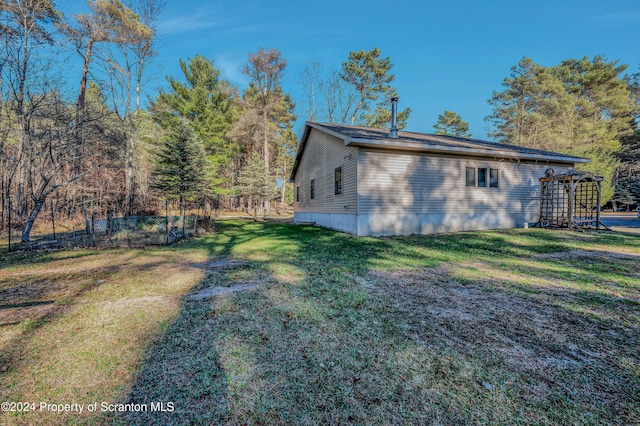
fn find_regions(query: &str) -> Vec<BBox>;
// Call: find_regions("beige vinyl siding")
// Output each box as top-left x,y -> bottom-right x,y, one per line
358,149 -> 568,220
294,128 -> 357,214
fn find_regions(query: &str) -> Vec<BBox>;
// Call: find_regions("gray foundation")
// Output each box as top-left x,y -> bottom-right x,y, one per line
295,212 -> 526,236
294,212 -> 358,235
358,213 -> 524,236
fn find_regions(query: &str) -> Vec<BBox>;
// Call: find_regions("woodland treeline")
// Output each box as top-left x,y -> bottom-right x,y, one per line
1,1 -> 639,243
431,58 -> 640,207
0,0 -> 410,242
486,57 -> 640,206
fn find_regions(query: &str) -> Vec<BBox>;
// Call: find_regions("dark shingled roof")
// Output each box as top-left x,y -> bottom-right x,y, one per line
312,122 -> 583,160
290,121 -> 588,180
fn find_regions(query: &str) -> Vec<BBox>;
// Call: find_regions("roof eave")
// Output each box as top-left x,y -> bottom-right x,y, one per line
348,138 -> 588,164
289,122 -> 350,181
289,123 -> 311,181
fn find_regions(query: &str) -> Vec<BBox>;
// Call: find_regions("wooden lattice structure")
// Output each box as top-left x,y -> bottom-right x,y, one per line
537,170 -> 609,231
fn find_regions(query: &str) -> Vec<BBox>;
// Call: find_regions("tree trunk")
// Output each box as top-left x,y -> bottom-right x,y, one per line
125,119 -> 135,216
83,198 -> 90,234
107,206 -> 113,235
124,50 -> 139,217
281,161 -> 287,207
263,111 -> 270,218
76,39 -> 94,127
20,198 -> 45,242
350,90 -> 365,126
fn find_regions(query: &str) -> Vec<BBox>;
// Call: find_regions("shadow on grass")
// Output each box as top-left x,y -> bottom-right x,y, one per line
107,221 -> 399,424
0,249 -> 100,270
106,220 -> 640,424
0,248 -> 191,407
0,261 -> 127,370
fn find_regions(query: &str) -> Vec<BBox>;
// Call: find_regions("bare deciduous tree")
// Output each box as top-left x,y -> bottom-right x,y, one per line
321,69 -> 358,125
240,48 -> 289,218
20,91 -> 96,242
298,60 -> 358,125
93,0 -> 164,215
299,59 -> 322,122
0,0 -> 59,226
241,48 -> 287,175
59,0 -> 150,133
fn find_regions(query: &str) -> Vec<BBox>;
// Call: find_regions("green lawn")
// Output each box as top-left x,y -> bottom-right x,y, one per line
1,220 -> 639,425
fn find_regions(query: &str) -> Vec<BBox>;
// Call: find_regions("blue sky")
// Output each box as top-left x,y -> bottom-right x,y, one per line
57,0 -> 640,140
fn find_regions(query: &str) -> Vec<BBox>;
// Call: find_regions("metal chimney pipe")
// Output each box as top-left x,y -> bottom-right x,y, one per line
389,97 -> 399,138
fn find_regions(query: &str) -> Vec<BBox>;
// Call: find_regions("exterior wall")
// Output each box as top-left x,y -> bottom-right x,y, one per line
357,148 -> 569,236
293,128 -> 357,214
294,212 -> 358,235
357,213 -> 521,236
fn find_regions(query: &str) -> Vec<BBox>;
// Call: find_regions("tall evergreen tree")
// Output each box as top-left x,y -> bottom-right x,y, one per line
486,56 -> 638,202
235,152 -> 273,220
60,0 -> 151,129
152,119 -> 208,212
152,55 -> 239,197
433,110 -> 471,137
237,48 -> 296,217
486,58 -> 570,149
273,95 -> 298,208
613,68 -> 640,207
340,48 -> 411,129
240,48 -> 287,176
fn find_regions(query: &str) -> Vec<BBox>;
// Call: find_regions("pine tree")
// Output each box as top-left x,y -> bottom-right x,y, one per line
235,152 -> 274,220
341,48 -> 411,128
612,68 -> 640,207
433,110 -> 471,137
235,48 -> 297,217
486,56 -> 638,202
152,119 -> 208,213
152,55 -> 239,198
612,161 -> 640,209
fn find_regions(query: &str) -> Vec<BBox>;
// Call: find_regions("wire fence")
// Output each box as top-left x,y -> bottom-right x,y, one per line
4,213 -> 212,252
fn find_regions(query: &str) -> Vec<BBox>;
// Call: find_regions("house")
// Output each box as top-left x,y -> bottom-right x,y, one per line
290,108 -> 588,237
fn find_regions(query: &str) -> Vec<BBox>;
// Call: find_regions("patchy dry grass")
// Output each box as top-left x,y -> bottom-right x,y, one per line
1,220 -> 639,425
0,246 -> 208,425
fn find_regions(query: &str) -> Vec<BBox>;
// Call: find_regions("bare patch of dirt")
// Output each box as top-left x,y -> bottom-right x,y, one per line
187,282 -> 259,300
191,259 -> 249,270
0,301 -> 59,327
365,265 -> 639,407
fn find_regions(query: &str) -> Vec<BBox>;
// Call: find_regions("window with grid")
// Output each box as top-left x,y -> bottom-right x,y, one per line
466,167 -> 499,188
335,167 -> 342,195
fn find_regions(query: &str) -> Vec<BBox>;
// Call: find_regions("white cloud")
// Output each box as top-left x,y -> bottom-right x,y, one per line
157,15 -> 219,35
216,56 -> 249,87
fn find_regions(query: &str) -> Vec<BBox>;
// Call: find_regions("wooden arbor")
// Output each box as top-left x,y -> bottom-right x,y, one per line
537,170 -> 608,231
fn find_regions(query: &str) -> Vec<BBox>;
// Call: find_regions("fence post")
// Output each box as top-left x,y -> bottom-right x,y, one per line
7,195 -> 11,252
90,198 -> 95,246
165,199 -> 169,245
181,200 -> 185,237
83,198 -> 90,235
51,198 -> 56,240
